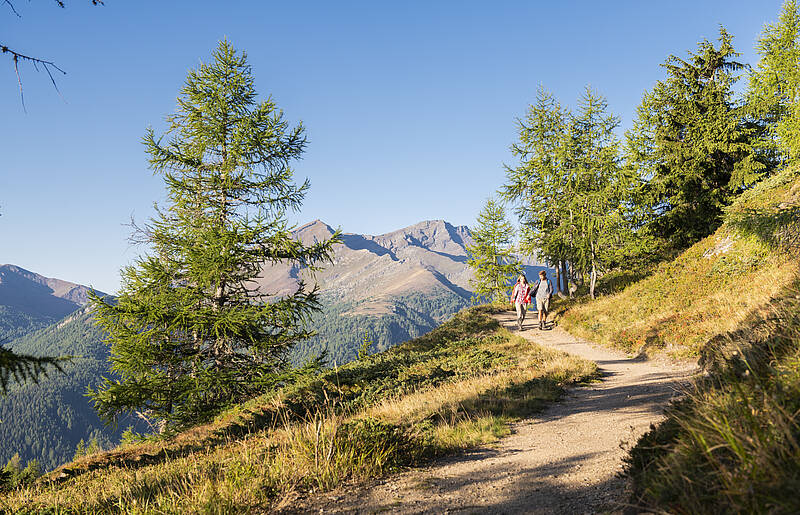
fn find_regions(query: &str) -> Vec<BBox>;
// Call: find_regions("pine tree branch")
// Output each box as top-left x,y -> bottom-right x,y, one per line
3,0 -> 21,17
3,0 -> 104,109
0,344 -> 70,394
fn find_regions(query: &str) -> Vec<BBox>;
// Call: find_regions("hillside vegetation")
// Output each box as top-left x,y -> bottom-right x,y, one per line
560,166 -> 800,512
0,307 -> 597,513
560,166 -> 800,360
0,308 -> 142,471
291,290 -> 470,366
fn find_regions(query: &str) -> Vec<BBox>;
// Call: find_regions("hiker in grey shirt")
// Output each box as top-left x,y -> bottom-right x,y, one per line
532,270 -> 554,330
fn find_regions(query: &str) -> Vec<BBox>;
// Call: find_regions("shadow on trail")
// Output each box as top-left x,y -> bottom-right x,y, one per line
333,453 -> 627,514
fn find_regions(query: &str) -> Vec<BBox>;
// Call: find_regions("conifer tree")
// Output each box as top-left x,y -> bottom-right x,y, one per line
88,41 -> 338,429
566,88 -> 631,298
466,198 -> 520,303
501,87 -> 572,280
0,345 -> 64,394
626,28 -> 768,249
748,0 -> 800,160
503,87 -> 632,299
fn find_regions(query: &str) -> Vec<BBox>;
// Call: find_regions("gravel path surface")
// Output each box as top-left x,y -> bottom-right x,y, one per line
293,312 -> 696,514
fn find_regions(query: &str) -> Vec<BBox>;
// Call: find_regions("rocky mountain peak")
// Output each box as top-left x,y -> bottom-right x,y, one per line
295,220 -> 337,245
369,220 -> 473,256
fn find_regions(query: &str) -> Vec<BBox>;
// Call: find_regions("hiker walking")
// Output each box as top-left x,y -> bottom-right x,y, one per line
510,274 -> 531,331
532,270 -> 554,330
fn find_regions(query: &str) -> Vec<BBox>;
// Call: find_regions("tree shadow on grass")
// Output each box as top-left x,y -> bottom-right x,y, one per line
726,204 -> 800,251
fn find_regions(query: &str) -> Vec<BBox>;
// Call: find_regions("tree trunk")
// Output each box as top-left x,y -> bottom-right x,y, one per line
561,261 -> 569,293
554,262 -> 561,294
589,241 -> 597,299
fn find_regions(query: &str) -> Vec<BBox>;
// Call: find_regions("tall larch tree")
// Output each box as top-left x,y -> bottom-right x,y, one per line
566,87 -> 630,298
466,198 -> 521,303
501,86 -> 571,292
626,27 -> 768,249
88,41 -> 339,430
748,0 -> 800,161
503,86 -> 632,299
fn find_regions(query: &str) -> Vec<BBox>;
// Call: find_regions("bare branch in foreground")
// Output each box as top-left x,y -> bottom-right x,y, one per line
1,44 -> 66,111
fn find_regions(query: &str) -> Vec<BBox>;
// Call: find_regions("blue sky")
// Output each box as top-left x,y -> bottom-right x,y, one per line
0,0 -> 786,293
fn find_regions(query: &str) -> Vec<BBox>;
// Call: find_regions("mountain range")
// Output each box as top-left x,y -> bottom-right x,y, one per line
0,220 -> 547,470
258,220 -> 546,365
256,219 -> 474,303
0,264 -> 98,341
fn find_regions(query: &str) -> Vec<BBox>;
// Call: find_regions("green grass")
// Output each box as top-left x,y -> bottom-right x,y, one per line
625,281 -> 800,514
0,306 -> 598,513
555,165 -> 800,513
558,166 -> 800,360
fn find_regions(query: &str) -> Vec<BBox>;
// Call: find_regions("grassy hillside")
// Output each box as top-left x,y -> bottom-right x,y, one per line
1,308 -> 143,471
560,166 -> 800,512
0,306 -> 597,513
559,166 -> 800,360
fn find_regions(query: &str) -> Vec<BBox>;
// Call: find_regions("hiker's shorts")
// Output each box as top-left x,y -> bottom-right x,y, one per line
536,297 -> 549,314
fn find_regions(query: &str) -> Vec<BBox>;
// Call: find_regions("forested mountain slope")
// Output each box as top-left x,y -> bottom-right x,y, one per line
1,307 -> 140,471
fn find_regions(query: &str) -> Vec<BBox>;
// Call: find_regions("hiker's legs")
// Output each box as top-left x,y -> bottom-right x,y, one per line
515,302 -> 526,330
537,298 -> 549,329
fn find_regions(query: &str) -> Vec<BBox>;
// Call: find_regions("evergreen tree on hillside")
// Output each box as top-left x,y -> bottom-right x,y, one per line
626,28 -> 768,249
565,88 -> 634,298
748,0 -> 800,161
88,41 -> 339,430
466,198 -> 520,303
501,87 -> 572,284
503,87 -> 634,299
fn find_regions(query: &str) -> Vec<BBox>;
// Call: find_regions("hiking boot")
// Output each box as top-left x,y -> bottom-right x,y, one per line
517,320 -> 522,331
539,321 -> 543,330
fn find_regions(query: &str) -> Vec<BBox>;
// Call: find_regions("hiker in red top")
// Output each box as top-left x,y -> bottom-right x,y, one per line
510,274 -> 531,331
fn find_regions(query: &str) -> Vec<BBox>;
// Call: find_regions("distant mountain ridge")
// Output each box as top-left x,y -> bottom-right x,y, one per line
256,219 -> 475,303
0,264 -> 100,341
258,219 -> 548,365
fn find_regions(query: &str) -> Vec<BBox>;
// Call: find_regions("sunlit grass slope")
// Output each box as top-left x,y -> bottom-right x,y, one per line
0,306 -> 597,513
560,166 -> 800,359
626,281 -> 800,513
558,166 -> 800,512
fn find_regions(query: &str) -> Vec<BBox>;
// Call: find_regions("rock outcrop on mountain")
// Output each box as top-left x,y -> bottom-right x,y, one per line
255,219 -> 475,307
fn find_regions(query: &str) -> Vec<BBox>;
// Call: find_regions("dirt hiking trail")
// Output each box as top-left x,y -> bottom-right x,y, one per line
292,312 -> 697,514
